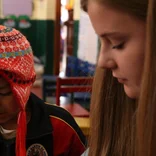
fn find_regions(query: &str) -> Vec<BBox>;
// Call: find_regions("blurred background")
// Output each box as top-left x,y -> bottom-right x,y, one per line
0,0 -> 99,110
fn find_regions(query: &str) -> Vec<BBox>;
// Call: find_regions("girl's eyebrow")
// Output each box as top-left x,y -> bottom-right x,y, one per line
99,32 -> 127,40
0,84 -> 9,89
99,31 -> 124,37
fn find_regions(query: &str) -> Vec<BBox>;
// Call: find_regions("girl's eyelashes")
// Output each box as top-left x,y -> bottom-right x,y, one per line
112,42 -> 125,49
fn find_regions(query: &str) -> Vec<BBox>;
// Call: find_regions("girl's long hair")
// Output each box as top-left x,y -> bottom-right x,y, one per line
90,68 -> 136,156
137,0 -> 156,155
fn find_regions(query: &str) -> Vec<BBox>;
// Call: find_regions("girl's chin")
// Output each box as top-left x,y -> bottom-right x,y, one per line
124,85 -> 139,99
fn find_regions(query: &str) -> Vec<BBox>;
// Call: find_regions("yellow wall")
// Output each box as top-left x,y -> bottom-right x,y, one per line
32,0 -> 47,20
74,0 -> 80,20
0,0 -> 2,18
32,0 -> 56,20
0,0 -> 56,20
47,0 -> 56,20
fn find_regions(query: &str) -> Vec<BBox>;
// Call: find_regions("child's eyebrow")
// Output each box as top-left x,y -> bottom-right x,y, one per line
0,84 -> 9,89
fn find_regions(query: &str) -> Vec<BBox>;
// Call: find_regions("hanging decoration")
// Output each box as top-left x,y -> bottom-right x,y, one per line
3,15 -> 17,27
65,0 -> 75,10
18,15 -> 31,29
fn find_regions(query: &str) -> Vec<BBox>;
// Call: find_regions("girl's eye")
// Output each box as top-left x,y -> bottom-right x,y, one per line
112,42 -> 125,49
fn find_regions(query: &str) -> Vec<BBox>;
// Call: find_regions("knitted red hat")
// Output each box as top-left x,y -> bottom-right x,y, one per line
0,25 -> 36,156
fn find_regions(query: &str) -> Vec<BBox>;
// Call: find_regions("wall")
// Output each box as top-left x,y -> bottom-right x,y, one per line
3,0 -> 32,16
73,0 -> 80,57
0,0 -> 56,74
74,0 -> 98,64
32,0 -> 56,74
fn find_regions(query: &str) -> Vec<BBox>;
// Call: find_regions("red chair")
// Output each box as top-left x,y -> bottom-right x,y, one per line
56,77 -> 93,117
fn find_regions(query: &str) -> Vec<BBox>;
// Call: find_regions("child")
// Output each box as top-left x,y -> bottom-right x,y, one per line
0,25 -> 86,156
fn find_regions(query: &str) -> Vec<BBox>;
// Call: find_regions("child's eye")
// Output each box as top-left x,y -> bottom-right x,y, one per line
0,91 -> 12,96
112,42 -> 125,49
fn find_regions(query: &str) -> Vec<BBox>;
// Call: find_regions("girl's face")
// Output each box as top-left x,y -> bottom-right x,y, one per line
88,1 -> 146,99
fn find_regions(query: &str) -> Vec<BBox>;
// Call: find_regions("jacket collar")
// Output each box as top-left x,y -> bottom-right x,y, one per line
26,93 -> 53,139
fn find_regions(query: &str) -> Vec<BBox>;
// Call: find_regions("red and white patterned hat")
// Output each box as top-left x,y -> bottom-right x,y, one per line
0,25 -> 36,156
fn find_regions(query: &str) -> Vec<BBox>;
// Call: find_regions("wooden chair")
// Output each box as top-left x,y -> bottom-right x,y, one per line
56,76 -> 93,117
42,75 -> 57,101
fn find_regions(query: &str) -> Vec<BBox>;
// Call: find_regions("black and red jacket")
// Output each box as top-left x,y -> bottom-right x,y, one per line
0,93 -> 86,156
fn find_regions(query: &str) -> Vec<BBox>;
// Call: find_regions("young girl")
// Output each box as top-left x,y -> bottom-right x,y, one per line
81,0 -> 156,155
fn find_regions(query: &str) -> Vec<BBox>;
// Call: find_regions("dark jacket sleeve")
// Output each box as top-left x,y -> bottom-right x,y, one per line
48,104 -> 86,156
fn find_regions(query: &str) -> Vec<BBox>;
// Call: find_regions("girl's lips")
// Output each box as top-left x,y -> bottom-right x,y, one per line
117,78 -> 127,83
